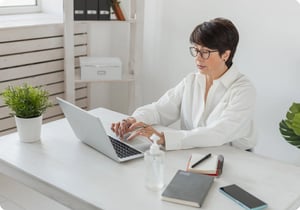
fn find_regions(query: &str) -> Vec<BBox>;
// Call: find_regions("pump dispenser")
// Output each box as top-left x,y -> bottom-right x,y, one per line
144,133 -> 165,191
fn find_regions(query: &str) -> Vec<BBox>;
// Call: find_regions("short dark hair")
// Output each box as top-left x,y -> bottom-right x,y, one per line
189,18 -> 239,68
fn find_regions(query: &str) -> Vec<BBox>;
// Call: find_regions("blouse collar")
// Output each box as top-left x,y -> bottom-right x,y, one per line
216,64 -> 240,89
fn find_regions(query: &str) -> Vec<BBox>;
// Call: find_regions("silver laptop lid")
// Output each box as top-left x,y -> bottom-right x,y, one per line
56,97 -> 144,162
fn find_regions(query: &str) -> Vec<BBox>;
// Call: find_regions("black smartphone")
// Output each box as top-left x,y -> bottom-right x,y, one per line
219,184 -> 268,210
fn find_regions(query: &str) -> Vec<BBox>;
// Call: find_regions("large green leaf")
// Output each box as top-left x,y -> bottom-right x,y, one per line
289,102 -> 300,113
279,103 -> 300,149
279,120 -> 300,148
291,113 -> 300,135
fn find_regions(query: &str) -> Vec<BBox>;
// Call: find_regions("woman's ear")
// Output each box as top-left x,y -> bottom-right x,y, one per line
222,50 -> 231,62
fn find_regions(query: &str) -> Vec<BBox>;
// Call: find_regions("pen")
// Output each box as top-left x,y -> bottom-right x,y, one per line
191,153 -> 211,168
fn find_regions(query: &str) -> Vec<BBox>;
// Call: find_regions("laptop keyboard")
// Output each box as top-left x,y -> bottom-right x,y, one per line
109,136 -> 142,158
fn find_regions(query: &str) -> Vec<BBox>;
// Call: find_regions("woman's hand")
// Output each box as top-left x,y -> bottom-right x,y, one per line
111,118 -> 165,145
126,122 -> 165,146
111,117 -> 136,140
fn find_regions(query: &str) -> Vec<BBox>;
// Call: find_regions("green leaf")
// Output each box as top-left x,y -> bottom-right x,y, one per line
291,113 -> 300,135
279,103 -> 300,149
1,83 -> 52,118
279,127 -> 296,135
290,102 -> 300,113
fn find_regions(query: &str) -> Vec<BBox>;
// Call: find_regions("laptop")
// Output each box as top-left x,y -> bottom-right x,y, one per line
57,97 -> 146,162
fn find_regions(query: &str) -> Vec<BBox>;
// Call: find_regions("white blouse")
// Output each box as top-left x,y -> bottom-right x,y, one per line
132,65 -> 256,150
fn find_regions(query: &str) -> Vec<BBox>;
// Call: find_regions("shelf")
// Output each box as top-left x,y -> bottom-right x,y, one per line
74,19 -> 136,24
75,74 -> 135,84
64,0 -> 144,112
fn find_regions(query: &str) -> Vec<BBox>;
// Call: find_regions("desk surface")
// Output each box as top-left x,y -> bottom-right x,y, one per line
0,108 -> 300,210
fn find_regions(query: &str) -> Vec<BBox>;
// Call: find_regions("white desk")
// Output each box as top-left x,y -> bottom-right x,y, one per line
0,108 -> 300,210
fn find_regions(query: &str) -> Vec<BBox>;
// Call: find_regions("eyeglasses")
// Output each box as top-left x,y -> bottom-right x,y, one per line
189,47 -> 218,59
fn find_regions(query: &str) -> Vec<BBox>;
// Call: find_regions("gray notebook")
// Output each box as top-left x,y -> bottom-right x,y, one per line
161,170 -> 214,208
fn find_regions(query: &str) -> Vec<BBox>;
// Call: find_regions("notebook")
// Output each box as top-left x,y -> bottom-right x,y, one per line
161,170 -> 214,208
57,97 -> 146,162
186,153 -> 219,176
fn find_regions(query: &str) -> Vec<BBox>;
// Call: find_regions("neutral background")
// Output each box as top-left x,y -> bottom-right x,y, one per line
48,0 -> 300,165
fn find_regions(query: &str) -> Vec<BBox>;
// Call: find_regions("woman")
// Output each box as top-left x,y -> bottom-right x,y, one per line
111,17 -> 256,151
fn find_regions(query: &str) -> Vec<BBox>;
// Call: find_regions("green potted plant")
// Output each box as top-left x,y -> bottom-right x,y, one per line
1,83 -> 52,142
279,102 -> 300,148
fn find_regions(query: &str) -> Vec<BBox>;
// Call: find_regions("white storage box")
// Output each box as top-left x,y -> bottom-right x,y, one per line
80,57 -> 122,81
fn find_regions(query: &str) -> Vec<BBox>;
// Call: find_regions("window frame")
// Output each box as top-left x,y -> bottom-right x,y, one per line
0,0 -> 41,15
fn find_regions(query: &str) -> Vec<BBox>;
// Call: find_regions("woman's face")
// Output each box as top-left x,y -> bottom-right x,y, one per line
193,44 -> 230,79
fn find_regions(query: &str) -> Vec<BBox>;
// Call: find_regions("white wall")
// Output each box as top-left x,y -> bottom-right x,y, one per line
141,0 -> 300,165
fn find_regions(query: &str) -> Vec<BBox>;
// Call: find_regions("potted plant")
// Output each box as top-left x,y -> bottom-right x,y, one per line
1,83 -> 52,142
279,102 -> 300,148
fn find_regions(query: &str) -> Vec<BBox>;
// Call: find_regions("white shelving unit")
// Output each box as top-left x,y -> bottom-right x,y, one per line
63,0 -> 144,112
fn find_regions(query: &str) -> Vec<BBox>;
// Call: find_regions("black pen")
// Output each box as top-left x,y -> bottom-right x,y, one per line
191,153 -> 211,168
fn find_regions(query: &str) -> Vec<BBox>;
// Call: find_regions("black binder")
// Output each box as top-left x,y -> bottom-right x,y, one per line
74,0 -> 86,20
98,0 -> 111,20
86,0 -> 98,20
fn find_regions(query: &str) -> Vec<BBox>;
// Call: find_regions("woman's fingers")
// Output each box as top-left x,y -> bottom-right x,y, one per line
127,124 -> 158,142
128,121 -> 147,132
126,131 -> 139,141
111,120 -> 132,139
111,120 -> 161,143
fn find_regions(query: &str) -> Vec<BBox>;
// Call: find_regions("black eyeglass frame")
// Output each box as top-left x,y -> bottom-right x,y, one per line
189,47 -> 218,59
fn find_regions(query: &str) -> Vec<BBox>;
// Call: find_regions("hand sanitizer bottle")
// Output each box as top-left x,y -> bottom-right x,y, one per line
144,133 -> 164,191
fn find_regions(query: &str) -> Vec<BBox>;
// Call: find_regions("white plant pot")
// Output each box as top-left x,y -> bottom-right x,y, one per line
15,115 -> 43,143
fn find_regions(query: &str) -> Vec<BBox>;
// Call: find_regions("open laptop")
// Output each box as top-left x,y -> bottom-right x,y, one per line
57,97 -> 146,162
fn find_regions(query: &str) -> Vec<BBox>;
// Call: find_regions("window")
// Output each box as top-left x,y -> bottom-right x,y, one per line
0,0 -> 40,14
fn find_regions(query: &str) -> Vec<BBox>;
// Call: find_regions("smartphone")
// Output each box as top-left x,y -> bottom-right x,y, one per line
219,184 -> 268,210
